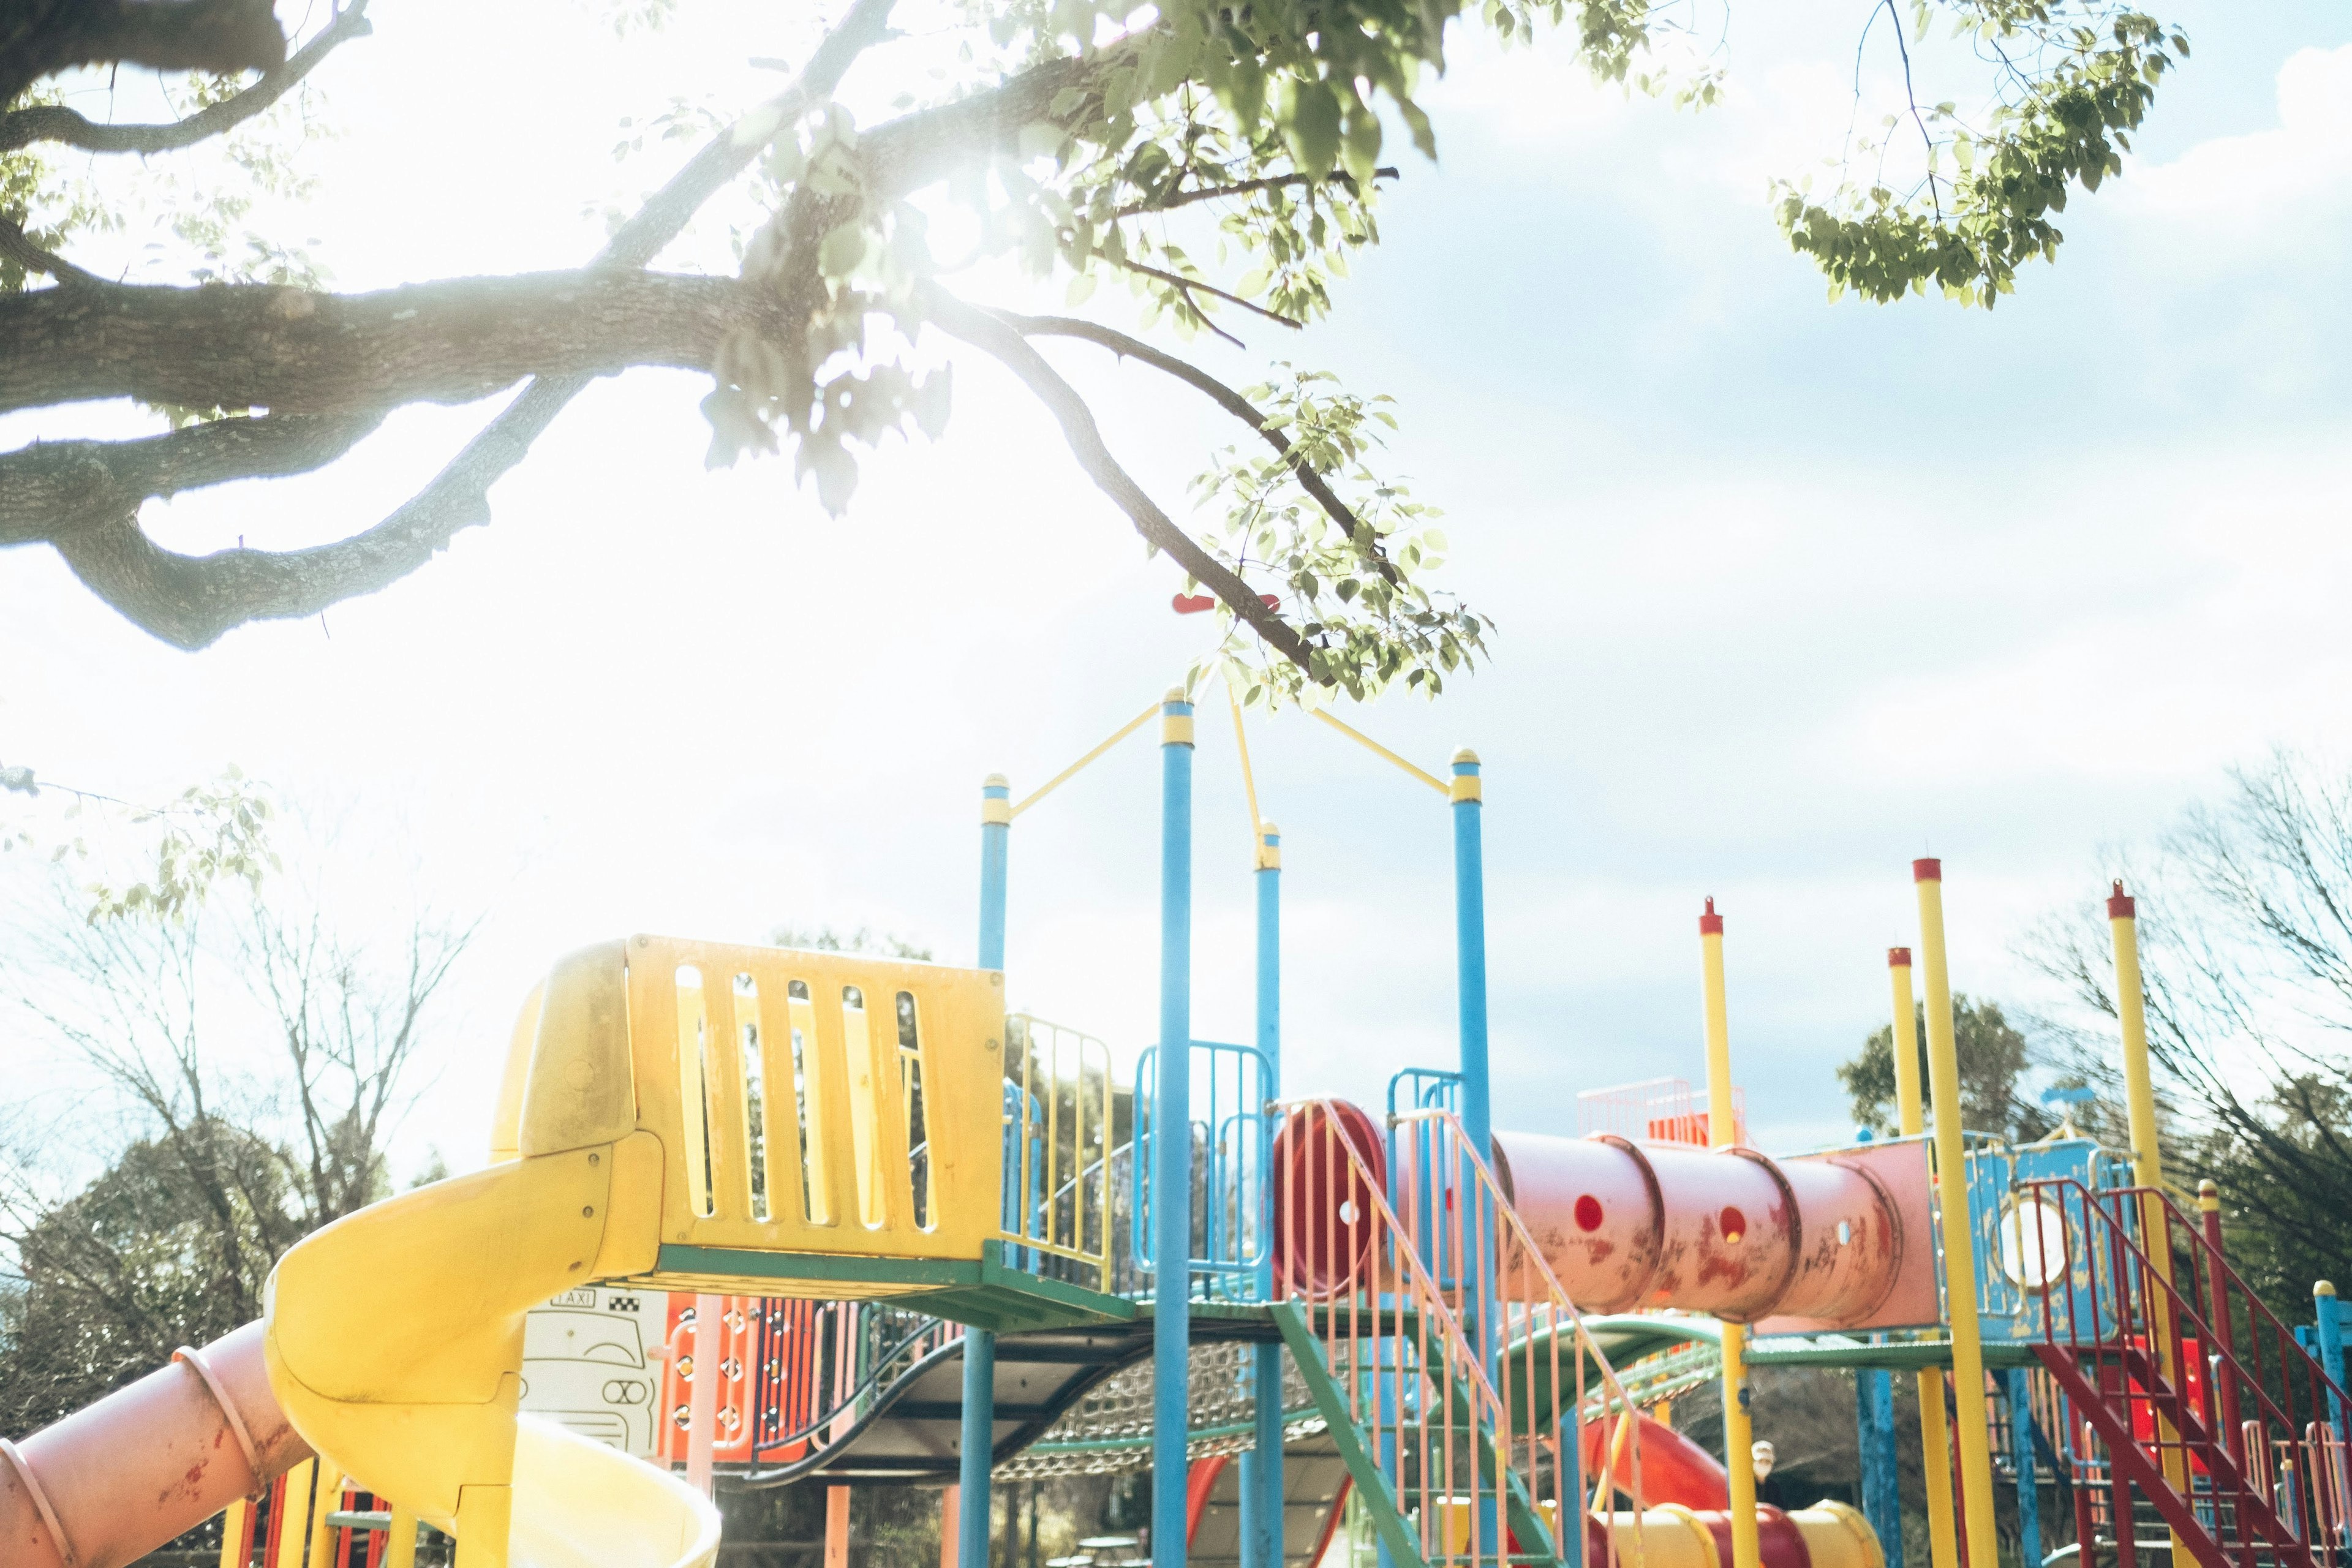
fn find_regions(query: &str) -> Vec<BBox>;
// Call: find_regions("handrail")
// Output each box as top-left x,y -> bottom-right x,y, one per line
2022,1175 -> 2348,1561
1390,1107 -> 1651,1522
737,1305 -> 965,1479
1275,1096 -> 1645,1568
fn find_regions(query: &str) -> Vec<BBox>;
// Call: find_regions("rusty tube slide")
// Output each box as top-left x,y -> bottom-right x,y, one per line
1269,1106 -> 1906,1328
1487,1128 -> 1905,1324
0,1319 -> 312,1568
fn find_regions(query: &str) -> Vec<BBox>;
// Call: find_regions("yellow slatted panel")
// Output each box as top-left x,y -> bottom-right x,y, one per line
620,937 -> 1003,1259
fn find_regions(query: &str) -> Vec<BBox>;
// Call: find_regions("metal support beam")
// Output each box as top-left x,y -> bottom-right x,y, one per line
1153,690 -> 1196,1568
1243,822 -> 1285,1568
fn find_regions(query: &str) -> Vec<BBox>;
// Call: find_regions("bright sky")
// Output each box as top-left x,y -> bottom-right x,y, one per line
5,0 -> 2350,1175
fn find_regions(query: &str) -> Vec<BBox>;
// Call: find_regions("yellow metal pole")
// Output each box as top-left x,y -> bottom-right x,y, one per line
1308,708 -> 1449,795
1890,947 -> 1960,1568
2109,882 -> 2191,1551
217,1496 -> 254,1568
2109,881 -> 2165,1193
304,1466 -> 342,1568
383,1504 -> 421,1568
1913,861 -> 2000,1568
1700,897 -> 1762,1568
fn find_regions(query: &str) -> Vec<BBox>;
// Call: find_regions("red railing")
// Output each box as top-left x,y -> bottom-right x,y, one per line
1275,1099 -> 1647,1568
2020,1177 -> 2352,1567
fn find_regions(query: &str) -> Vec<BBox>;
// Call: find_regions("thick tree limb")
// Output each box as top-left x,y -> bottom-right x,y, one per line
45,394 -> 556,648
0,415 -> 380,546
0,1 -> 372,157
990,309 -> 1402,589
0,0 -> 286,108
6,0 -> 900,649
920,284 -> 1321,682
0,209 -> 102,287
2,271 -> 780,417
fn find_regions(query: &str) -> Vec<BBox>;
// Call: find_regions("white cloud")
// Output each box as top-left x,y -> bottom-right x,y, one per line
2118,44 -> 2352,271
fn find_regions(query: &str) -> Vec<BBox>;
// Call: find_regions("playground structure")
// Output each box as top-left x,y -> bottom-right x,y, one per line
4,687 -> 2351,1568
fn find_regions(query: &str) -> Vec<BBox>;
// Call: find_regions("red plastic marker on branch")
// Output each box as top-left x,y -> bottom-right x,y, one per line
1172,592 -> 1279,614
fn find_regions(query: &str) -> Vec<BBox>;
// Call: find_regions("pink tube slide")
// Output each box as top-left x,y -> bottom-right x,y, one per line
0,1319 -> 312,1568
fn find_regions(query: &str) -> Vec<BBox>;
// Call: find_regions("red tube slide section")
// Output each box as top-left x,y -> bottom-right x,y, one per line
1581,1411 -> 1731,1508
0,1320 -> 311,1568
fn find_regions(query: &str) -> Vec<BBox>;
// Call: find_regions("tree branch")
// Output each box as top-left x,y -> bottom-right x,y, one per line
0,209 -> 103,288
1110,166 -> 1398,221
597,0 -> 897,270
0,1 -> 371,157
989,309 -> 1403,589
1108,257 -> 1303,331
0,413 -> 380,546
0,0 -> 287,108
9,0 -> 901,648
919,283 -> 1321,682
2,270 -> 780,417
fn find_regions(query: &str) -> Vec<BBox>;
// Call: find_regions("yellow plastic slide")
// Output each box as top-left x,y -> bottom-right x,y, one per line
2,938 -> 997,1568
507,1417 -> 720,1568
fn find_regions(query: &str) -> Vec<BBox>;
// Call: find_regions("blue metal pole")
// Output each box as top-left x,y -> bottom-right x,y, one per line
958,1329 -> 996,1567
1450,747 -> 1501,1564
961,772 -> 1011,1568
1153,691 -> 1196,1568
979,773 -> 1010,970
1450,747 -> 1490,1163
1858,1368 -> 1902,1568
2317,1280 -> 2348,1549
2318,1283 -> 2345,1432
1243,824 -> 1284,1568
2006,1368 -> 2039,1568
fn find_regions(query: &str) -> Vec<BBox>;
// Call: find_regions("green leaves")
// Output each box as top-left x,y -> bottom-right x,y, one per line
1774,4 -> 2187,308
66,770 -> 279,927
1188,367 -> 1493,706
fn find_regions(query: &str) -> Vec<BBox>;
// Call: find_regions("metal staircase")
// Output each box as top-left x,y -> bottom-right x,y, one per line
2017,1177 -> 2352,1568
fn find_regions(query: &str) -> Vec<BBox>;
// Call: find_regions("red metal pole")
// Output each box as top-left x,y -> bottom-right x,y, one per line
2199,1182 -> 2247,1477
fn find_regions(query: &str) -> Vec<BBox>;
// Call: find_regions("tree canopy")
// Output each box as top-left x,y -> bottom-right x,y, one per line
1837,993 -> 2054,1145
0,0 -> 2186,699
2024,751 -> 2352,1321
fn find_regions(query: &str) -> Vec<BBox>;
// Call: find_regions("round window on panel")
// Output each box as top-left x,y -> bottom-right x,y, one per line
1998,1196 -> 2070,1290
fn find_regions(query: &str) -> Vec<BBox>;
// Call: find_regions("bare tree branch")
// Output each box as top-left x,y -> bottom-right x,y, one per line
990,309 -> 1403,589
0,1 -> 371,157
919,283 -> 1321,681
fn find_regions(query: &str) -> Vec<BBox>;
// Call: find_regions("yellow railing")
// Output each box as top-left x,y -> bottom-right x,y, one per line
1000,1014 -> 1117,1292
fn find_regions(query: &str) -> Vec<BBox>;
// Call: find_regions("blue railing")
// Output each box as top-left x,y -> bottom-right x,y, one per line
1133,1039 -> 1275,1294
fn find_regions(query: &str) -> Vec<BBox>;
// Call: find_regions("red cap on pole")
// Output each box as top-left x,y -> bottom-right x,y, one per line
1699,896 -> 1724,935
2108,880 -> 2135,919
1912,858 -> 1942,884
1888,947 -> 1912,968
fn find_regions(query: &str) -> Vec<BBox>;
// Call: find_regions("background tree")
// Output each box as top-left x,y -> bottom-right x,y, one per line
1836,994 -> 2058,1145
0,0 -> 2185,691
0,777 -> 478,1431
2022,750 -> 2352,1320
